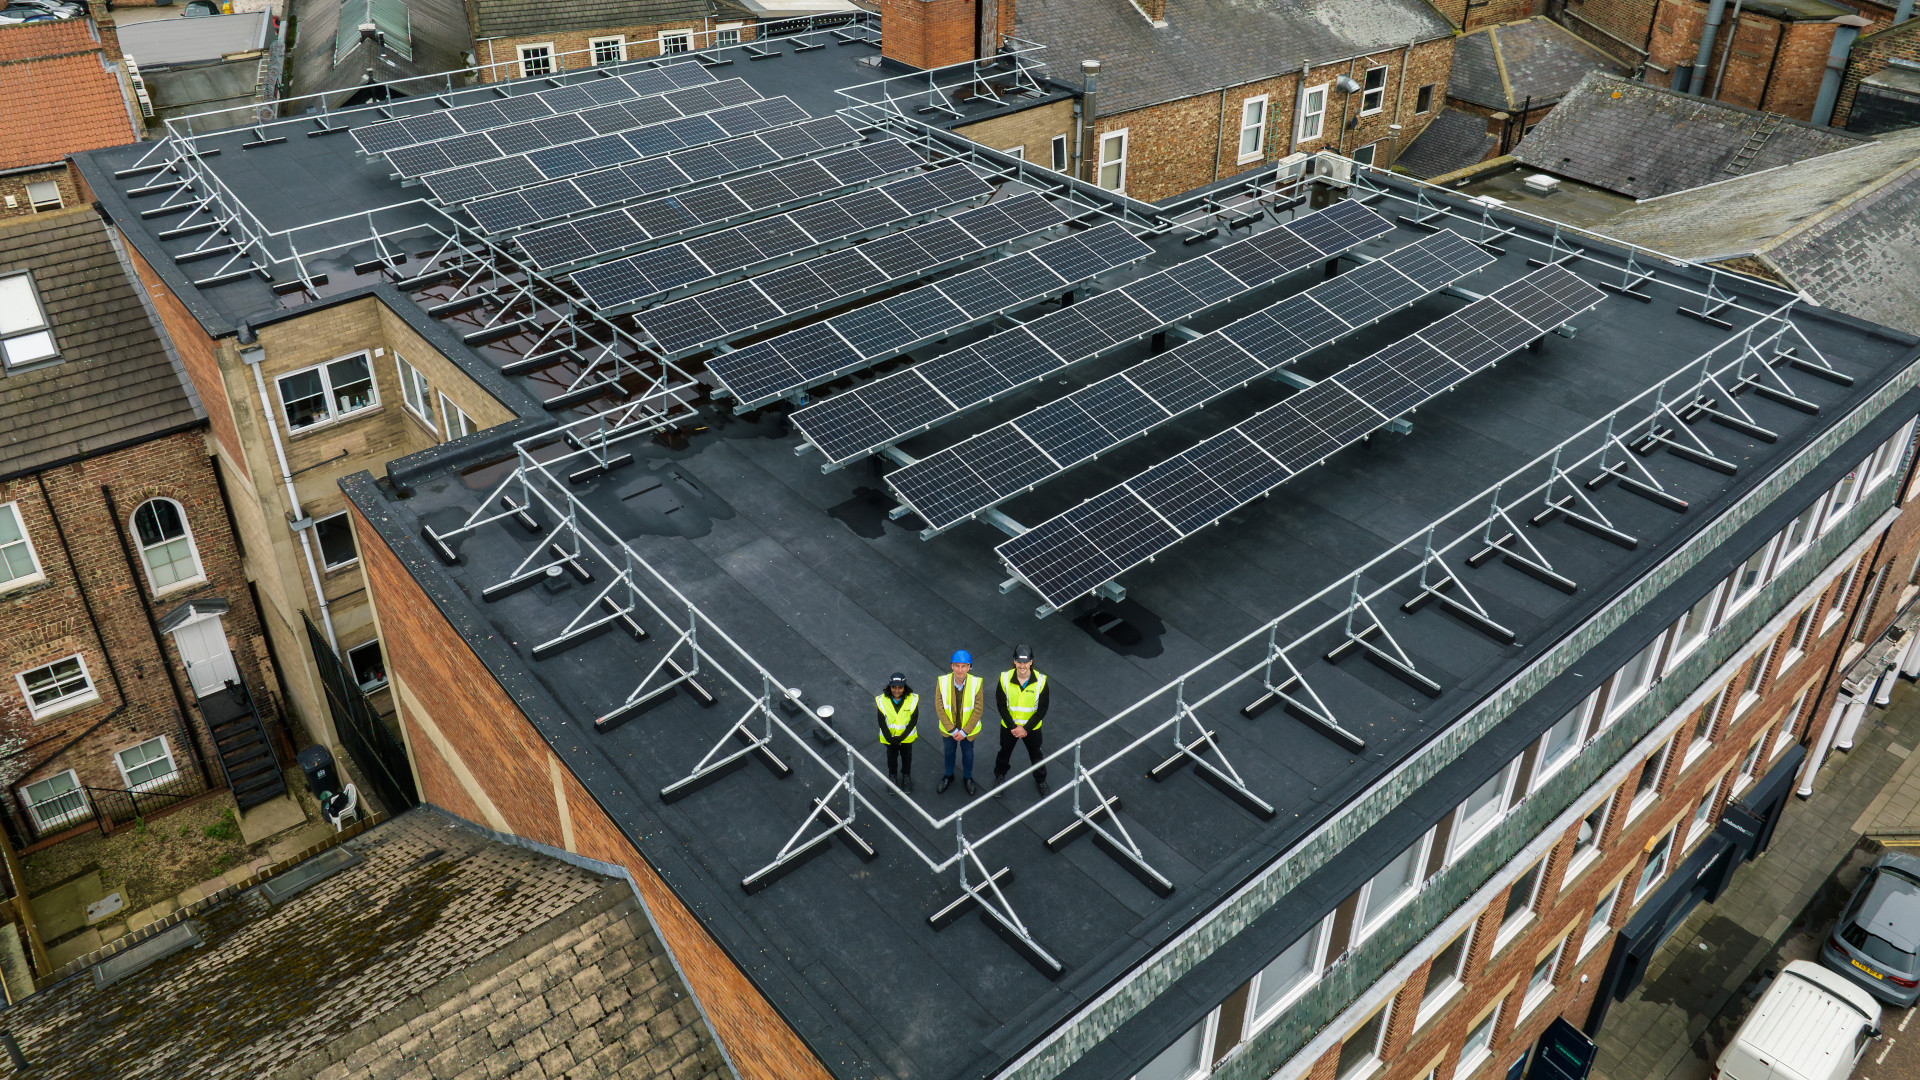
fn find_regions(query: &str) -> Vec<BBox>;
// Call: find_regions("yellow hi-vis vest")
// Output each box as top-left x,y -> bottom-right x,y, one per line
938,673 -> 982,738
876,692 -> 918,743
1000,669 -> 1047,727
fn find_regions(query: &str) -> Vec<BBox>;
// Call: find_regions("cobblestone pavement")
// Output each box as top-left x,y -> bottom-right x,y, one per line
1594,683 -> 1920,1080
10,807 -> 725,1080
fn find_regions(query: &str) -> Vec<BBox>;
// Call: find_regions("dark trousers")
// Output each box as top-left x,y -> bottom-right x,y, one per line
885,743 -> 913,776
942,737 -> 973,778
994,726 -> 1045,782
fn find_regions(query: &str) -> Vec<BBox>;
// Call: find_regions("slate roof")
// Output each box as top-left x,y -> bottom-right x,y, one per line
0,20 -> 140,171
468,0 -> 748,40
1014,0 -> 1454,117
0,209 -> 202,481
1396,106 -> 1499,178
1448,17 -> 1628,112
290,0 -> 473,100
1511,72 -> 1868,198
1603,129 -> 1920,336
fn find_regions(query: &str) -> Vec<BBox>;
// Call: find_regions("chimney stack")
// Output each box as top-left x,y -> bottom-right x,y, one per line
1079,60 -> 1100,184
1138,0 -> 1167,25
877,0 -> 982,71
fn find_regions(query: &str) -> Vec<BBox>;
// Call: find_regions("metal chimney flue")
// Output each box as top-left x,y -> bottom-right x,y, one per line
1080,60 -> 1101,185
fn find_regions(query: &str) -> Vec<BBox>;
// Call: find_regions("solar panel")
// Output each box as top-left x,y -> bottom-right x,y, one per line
996,261 -> 1607,608
1016,397 -> 1115,466
829,304 -> 915,358
973,329 -> 1062,385
917,348 -> 1014,411
937,267 -> 1020,318
861,371 -> 952,433
753,264 -> 838,311
888,454 -> 998,532
699,281 -> 780,328
885,289 -> 967,339
858,233 -> 934,279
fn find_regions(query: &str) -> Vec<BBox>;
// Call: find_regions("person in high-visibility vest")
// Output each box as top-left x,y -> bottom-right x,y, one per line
876,672 -> 918,794
935,650 -> 983,796
993,644 -> 1051,797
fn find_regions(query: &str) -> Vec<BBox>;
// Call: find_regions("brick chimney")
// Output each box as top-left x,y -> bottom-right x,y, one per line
91,11 -> 122,61
878,0 -> 981,71
1137,0 -> 1167,25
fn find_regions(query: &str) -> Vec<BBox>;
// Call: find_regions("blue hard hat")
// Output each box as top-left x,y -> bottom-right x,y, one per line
951,650 -> 972,664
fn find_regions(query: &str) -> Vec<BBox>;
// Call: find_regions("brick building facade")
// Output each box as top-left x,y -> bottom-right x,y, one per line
0,209 -> 277,848
0,16 -> 142,222
1834,17 -> 1920,128
468,0 -> 760,83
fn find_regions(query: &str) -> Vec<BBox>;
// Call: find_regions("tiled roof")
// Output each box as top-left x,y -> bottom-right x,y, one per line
292,0 -> 473,98
1448,17 -> 1628,112
1396,107 -> 1499,178
1511,72 -> 1867,199
468,0 -> 732,40
0,210 -> 201,480
1603,129 -> 1920,336
0,25 -> 140,170
1015,0 -> 1453,117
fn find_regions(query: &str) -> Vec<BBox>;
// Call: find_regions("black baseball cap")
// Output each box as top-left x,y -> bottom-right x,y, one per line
1012,644 -> 1035,662
887,672 -> 908,687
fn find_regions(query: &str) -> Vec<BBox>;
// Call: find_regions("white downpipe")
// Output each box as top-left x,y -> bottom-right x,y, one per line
242,342 -> 338,652
1800,692 -> 1851,795
1835,691 -> 1872,750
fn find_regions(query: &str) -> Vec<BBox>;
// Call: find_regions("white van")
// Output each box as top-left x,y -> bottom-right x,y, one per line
1715,961 -> 1883,1080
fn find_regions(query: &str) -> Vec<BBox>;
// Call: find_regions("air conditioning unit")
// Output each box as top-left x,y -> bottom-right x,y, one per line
1313,151 -> 1353,185
124,54 -> 154,119
1273,152 -> 1310,184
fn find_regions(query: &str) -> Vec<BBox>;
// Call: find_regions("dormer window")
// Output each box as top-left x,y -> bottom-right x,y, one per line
0,274 -> 56,369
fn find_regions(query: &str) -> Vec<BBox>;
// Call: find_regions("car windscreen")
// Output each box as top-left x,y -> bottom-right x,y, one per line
1843,921 -> 1917,968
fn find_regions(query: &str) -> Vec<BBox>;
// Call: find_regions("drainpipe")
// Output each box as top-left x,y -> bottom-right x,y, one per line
1289,61 -> 1309,155
1799,691 -> 1849,795
1213,85 -> 1227,184
1709,0 -> 1743,100
238,324 -> 337,653
1811,23 -> 1862,126
1898,0 -> 1913,24
1688,0 -> 1730,94
1079,60 -> 1100,185
1070,96 -> 1083,179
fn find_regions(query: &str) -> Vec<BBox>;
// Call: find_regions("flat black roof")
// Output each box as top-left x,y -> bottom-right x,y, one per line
341,184 -> 1920,1077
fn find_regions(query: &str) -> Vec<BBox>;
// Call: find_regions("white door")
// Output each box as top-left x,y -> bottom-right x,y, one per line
173,615 -> 240,698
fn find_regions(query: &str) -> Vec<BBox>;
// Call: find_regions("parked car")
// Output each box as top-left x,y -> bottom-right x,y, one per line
180,0 -> 227,14
0,6 -> 59,21
8,0 -> 82,15
1822,850 -> 1920,1006
1715,961 -> 1882,1080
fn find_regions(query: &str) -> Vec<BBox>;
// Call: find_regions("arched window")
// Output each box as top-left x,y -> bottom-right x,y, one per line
133,499 -> 202,591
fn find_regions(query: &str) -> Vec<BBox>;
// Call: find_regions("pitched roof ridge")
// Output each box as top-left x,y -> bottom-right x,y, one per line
1758,137 -> 1920,254
1487,23 -> 1516,110
0,45 -> 105,68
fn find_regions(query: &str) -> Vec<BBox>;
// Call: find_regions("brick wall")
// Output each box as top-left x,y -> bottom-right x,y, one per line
1644,0 -> 1877,120
475,20 -> 756,82
1562,0 -> 1661,63
121,242 -> 246,477
1466,0 -> 1544,31
352,502 -> 836,1080
876,0 -> 977,70
0,165 -> 85,222
1090,39 -> 1453,202
951,97 -> 1075,167
1835,20 -> 1920,128
0,432 -> 274,833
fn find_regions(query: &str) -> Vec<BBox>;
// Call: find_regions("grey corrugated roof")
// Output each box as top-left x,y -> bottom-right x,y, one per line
469,0 -> 733,40
1015,0 -> 1454,118
0,210 -> 200,479
118,12 -> 271,66
1448,17 -> 1627,112
1395,107 -> 1498,177
290,0 -> 472,99
1511,71 -> 1867,198
1603,130 -> 1920,335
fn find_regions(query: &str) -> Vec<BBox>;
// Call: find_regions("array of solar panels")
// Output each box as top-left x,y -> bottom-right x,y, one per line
351,62 -> 717,157
418,90 -> 812,206
996,264 -> 1609,608
513,140 -> 926,270
886,230 -> 1493,535
563,164 -> 986,306
790,199 -> 1392,469
468,116 -> 860,236
706,221 -> 1153,407
633,193 -> 1089,363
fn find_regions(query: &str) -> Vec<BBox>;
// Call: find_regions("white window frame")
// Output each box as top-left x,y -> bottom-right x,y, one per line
347,638 -> 388,693
1865,419 -> 1915,491
1682,687 -> 1723,769
1626,738 -> 1672,822
1458,1003 -> 1501,1078
275,352 -> 378,433
1563,793 -> 1612,887
1520,935 -> 1568,1018
25,180 -> 61,212
1359,65 -> 1388,115
1665,583 -> 1723,672
115,736 -> 179,792
16,653 -> 99,719
713,23 -> 742,47
1606,631 -> 1667,722
588,35 -> 626,65
1298,84 -> 1329,142
1097,129 -> 1128,192
1351,143 -> 1378,167
1415,923 -> 1475,1028
1335,1002 -> 1391,1080
19,769 -> 87,832
1774,498 -> 1824,572
1772,686 -> 1810,761
439,391 -> 476,439
1003,145 -> 1026,160
132,497 -> 206,594
658,30 -> 692,55
1579,879 -> 1622,960
517,43 -> 555,78
1050,134 -> 1068,172
1248,913 -> 1334,1030
1779,606 -> 1814,672
0,272 -> 58,369
1636,825 -> 1677,902
1355,831 -> 1434,941
1448,758 -> 1519,864
1495,858 -> 1544,949
0,501 -> 45,592
1682,780 -> 1720,854
1732,736 -> 1765,797
1722,537 -> 1780,618
1532,696 -> 1593,792
1237,94 -> 1269,164
1733,642 -> 1773,717
395,353 -> 435,431
1132,1009 -> 1219,1080
314,510 -> 358,570
1826,559 -> 1865,633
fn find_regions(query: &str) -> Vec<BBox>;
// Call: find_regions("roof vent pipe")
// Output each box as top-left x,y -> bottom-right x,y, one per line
1687,0 -> 1729,95
1812,24 -> 1862,125
1898,0 -> 1913,24
1079,60 -> 1099,185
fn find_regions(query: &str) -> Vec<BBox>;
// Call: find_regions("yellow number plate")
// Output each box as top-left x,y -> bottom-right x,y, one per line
1852,958 -> 1885,980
